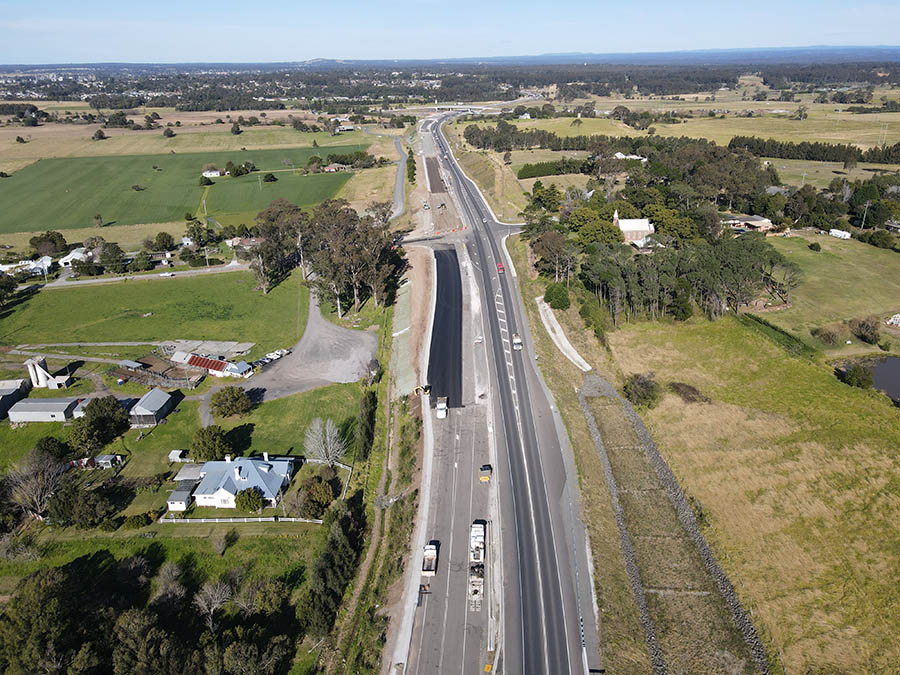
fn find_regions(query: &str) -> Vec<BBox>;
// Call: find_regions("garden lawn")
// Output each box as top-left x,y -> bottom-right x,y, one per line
606,315 -> 900,673
0,144 -> 366,232
0,270 -> 308,358
217,382 -> 363,459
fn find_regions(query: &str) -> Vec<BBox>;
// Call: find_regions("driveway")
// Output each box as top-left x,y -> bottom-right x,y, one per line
240,289 -> 378,402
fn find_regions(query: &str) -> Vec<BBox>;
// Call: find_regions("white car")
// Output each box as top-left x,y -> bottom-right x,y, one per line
159,272 -> 175,277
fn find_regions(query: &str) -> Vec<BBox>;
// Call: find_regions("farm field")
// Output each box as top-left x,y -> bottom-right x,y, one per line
206,170 -> 351,227
605,315 -> 900,673
765,233 -> 900,351
468,105 -> 900,148
0,270 -> 308,357
764,157 -> 900,188
0,144 -> 366,232
0,123 -> 369,173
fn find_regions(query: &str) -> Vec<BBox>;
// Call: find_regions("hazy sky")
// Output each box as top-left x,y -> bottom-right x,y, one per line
1,0 -> 898,63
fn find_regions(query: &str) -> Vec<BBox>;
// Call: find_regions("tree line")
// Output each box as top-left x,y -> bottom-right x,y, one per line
728,135 -> 900,165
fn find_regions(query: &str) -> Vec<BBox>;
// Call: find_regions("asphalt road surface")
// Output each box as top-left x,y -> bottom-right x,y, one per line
425,114 -> 595,673
426,249 -> 463,408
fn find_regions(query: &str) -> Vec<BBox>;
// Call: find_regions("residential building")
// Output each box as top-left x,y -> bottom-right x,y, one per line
201,169 -> 221,178
8,398 -> 81,423
129,387 -> 175,426
193,455 -> 295,509
59,247 -> 88,267
613,151 -> 648,163
614,209 -> 656,247
830,229 -> 851,240
722,214 -> 774,232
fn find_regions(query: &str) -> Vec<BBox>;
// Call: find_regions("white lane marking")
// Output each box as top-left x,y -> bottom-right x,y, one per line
436,425 -> 463,673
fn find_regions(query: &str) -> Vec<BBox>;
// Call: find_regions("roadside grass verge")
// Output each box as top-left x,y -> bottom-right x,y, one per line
444,124 -> 528,221
605,315 -> 900,672
0,270 -> 308,359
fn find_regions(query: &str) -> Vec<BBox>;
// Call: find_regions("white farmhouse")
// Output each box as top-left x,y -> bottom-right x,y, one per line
193,455 -> 295,509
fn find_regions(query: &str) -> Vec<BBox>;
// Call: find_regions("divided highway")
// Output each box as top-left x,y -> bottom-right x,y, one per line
397,111 -> 598,674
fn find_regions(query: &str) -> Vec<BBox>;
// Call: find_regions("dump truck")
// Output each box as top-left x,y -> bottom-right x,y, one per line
511,333 -> 523,351
435,396 -> 448,419
479,464 -> 493,482
422,542 -> 438,577
468,521 -> 486,611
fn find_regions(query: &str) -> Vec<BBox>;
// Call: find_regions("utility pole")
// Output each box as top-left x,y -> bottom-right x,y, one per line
258,174 -> 262,192
861,200 -> 871,230
801,171 -> 807,186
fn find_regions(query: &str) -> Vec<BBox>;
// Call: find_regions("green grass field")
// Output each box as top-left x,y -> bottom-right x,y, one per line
0,270 -> 308,357
206,171 -> 351,227
0,144 -> 366,232
766,234 -> 900,349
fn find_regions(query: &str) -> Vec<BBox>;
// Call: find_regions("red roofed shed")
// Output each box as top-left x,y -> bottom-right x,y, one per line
187,355 -> 227,372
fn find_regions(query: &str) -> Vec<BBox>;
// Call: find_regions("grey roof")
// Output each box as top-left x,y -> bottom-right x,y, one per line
174,463 -> 203,482
95,454 -> 119,462
168,488 -> 193,503
9,398 -> 78,413
131,388 -> 171,416
119,359 -> 144,369
195,457 -> 294,502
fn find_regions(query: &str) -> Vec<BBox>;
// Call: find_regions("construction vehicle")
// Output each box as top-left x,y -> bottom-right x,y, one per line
479,464 -> 493,482
435,396 -> 448,419
422,542 -> 439,577
511,333 -> 523,351
468,521 -> 486,611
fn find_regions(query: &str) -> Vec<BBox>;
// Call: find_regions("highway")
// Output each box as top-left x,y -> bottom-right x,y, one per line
397,113 -> 600,673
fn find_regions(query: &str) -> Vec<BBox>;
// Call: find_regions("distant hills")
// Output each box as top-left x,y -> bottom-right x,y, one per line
3,46 -> 900,71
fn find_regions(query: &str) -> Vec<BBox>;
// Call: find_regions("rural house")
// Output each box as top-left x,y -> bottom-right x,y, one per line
614,210 -> 656,247
129,387 -> 175,426
193,455 -> 295,509
59,247 -> 88,267
722,214 -> 774,233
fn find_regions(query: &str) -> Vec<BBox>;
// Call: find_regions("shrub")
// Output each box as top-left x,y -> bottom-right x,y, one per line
122,513 -> 151,529
211,386 -> 252,417
235,487 -> 264,513
812,326 -> 839,345
839,363 -> 873,389
808,241 -> 821,252
849,316 -> 880,344
190,425 -> 232,462
544,283 -> 570,310
623,372 -> 661,409
262,172 -> 277,182
199,176 -> 214,186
